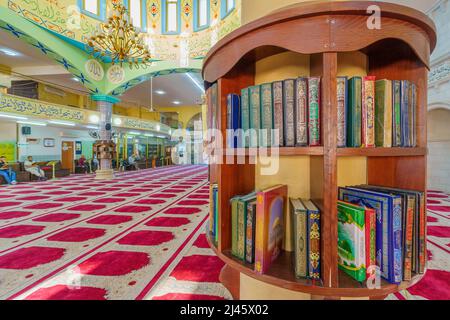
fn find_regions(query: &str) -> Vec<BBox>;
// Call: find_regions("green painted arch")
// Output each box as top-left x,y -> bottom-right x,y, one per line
0,6 -> 104,94
107,60 -> 204,97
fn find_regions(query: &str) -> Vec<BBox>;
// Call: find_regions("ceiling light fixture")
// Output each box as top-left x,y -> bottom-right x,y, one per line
0,113 -> 28,120
173,100 -> 181,105
17,121 -> 47,126
113,117 -> 123,126
0,48 -> 21,57
128,131 -> 140,135
186,73 -> 205,93
155,90 -> 165,95
48,120 -> 76,126
89,114 -> 100,124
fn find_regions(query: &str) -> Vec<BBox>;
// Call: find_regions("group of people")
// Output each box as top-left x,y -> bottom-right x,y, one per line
77,154 -> 99,174
0,155 -> 46,185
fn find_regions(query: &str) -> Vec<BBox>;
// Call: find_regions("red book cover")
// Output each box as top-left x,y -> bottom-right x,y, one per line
362,76 -> 376,148
404,197 -> 415,280
254,185 -> 288,275
365,207 -> 376,278
419,193 -> 426,273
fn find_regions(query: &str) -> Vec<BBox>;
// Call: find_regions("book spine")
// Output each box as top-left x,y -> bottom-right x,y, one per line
365,208 -> 377,277
403,197 -> 415,281
410,83 -> 417,147
226,94 -> 232,148
337,77 -> 347,148
308,209 -> 321,279
391,197 -> 403,284
237,200 -> 246,260
419,193 -> 426,274
295,78 -> 308,146
384,81 -> 393,148
254,192 -> 266,274
293,209 -> 308,278
375,80 -> 386,147
273,82 -> 284,147
209,185 -> 214,234
308,77 -> 321,147
283,80 -> 295,147
392,81 -> 402,147
261,83 -> 274,147
241,88 -> 250,148
249,86 -> 261,148
347,77 -> 362,147
400,81 -> 410,147
362,76 -> 376,148
245,202 -> 256,264
214,187 -> 219,245
231,199 -> 238,258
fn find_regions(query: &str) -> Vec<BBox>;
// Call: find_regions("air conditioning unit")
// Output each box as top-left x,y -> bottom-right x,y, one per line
44,85 -> 66,97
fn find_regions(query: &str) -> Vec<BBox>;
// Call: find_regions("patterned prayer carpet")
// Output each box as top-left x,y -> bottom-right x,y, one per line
0,165 -> 448,300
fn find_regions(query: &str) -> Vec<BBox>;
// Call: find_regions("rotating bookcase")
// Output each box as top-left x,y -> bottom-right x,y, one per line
202,1 -> 436,300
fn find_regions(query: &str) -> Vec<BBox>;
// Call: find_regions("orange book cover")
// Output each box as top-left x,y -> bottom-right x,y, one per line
254,185 -> 288,275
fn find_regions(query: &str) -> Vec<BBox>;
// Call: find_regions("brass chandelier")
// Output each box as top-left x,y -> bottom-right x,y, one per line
87,2 -> 152,69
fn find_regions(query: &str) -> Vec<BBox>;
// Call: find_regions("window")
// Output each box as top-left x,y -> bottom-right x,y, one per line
221,0 -> 235,19
78,0 -> 106,20
125,0 -> 147,31
162,0 -> 180,34
194,0 -> 210,31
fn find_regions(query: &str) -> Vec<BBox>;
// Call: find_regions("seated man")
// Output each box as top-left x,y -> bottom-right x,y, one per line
24,156 -> 46,181
78,155 -> 90,174
91,154 -> 99,173
128,154 -> 139,171
0,156 -> 17,185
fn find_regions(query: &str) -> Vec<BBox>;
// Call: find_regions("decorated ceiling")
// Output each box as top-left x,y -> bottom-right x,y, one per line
0,0 -> 241,96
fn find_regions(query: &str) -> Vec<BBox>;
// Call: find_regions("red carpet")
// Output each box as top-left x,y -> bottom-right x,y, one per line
0,165 -> 448,300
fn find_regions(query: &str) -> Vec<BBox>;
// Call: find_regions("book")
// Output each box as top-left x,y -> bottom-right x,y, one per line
272,81 -> 284,147
209,184 -> 217,235
337,201 -> 366,282
303,199 -> 321,279
283,79 -> 296,147
392,80 -> 402,147
290,198 -> 308,278
375,79 -> 393,147
230,195 -> 241,258
418,192 -> 426,274
365,205 -> 377,278
249,85 -> 261,148
261,83 -> 274,147
211,83 -> 219,131
212,185 -> 219,245
339,187 -> 403,284
241,88 -> 250,148
308,77 -> 321,147
245,200 -> 257,264
347,77 -> 362,147
362,76 -> 376,148
400,80 -> 410,147
226,94 -> 241,148
337,76 -> 348,148
295,78 -> 308,146
255,185 -> 288,274
236,192 -> 257,261
410,83 -> 417,147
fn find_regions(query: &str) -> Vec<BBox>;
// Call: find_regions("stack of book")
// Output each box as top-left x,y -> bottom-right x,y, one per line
290,198 -> 321,280
338,185 -> 426,284
339,76 -> 417,148
209,184 -> 219,245
230,185 -> 288,275
226,77 -> 322,148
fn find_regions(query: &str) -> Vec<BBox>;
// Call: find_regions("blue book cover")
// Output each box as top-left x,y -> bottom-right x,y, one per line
213,186 -> 219,244
400,81 -> 410,147
227,94 -> 241,148
339,187 -> 403,284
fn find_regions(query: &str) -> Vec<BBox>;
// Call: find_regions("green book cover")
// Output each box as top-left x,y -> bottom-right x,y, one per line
241,88 -> 250,148
249,85 -> 261,148
260,83 -> 274,147
237,192 -> 257,261
337,201 -> 366,282
347,77 -> 362,147
375,80 -> 393,147
290,198 -> 308,278
231,196 -> 241,258
392,80 -> 402,147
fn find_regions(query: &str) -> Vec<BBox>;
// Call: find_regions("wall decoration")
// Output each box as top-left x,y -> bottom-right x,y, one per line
85,59 -> 105,81
107,65 -> 126,84
26,138 -> 40,145
75,141 -> 82,155
44,138 -> 56,147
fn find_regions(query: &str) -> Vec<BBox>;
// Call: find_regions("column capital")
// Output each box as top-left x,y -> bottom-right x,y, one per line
91,94 -> 121,104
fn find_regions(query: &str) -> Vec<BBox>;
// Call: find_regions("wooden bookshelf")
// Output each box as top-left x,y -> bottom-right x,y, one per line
202,1 -> 436,300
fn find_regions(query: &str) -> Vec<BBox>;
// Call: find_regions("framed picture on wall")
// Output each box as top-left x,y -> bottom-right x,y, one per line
75,141 -> 82,155
43,138 -> 55,147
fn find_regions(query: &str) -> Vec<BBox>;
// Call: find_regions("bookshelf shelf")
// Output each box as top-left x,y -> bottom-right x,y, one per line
203,1 -> 436,300
337,147 -> 427,157
231,147 -> 324,157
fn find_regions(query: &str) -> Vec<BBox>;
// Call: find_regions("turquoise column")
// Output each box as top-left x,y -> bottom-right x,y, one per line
91,94 -> 121,180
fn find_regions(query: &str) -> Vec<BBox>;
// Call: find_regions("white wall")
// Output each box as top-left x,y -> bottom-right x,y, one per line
17,124 -> 95,162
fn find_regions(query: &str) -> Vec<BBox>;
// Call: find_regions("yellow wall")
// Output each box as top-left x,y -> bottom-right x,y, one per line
157,105 -> 202,129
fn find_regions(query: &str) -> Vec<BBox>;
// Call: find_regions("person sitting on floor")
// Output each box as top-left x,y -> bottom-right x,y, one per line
0,156 -> 17,185
128,153 -> 140,171
91,154 -> 99,173
24,156 -> 46,181
78,155 -> 90,174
